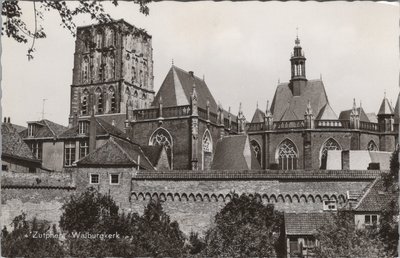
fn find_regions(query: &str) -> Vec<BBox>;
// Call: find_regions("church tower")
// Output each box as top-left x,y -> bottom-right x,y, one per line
69,19 -> 155,129
289,35 -> 307,96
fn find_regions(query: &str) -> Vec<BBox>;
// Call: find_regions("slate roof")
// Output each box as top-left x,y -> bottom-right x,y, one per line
377,97 -> 394,115
59,117 -> 127,139
1,123 -> 40,163
251,108 -> 266,123
355,178 -> 395,212
316,103 -> 338,120
270,79 -> 330,121
211,135 -> 261,170
20,119 -> 68,138
285,213 -> 331,235
76,136 -> 154,170
152,66 -> 218,112
366,113 -> 378,123
141,145 -> 164,167
338,107 -> 371,122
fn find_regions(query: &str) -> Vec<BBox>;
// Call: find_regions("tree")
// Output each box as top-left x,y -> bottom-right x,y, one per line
1,213 -> 64,257
1,0 -> 151,59
187,231 -> 206,255
59,188 -> 185,257
314,211 -> 389,258
380,148 -> 399,257
203,194 -> 285,257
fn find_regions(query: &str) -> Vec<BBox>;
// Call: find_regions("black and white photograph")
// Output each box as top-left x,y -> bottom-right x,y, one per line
0,1 -> 399,257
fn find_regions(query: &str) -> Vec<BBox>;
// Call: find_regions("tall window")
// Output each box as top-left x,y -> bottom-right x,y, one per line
96,88 -> 103,114
109,87 -> 116,113
250,140 -> 262,165
28,124 -> 34,137
96,29 -> 103,48
79,140 -> 89,159
367,140 -> 378,151
30,142 -> 42,160
149,128 -> 173,168
202,130 -> 213,170
277,139 -> 298,170
78,121 -> 89,135
81,96 -> 88,115
65,141 -> 76,166
320,138 -> 341,169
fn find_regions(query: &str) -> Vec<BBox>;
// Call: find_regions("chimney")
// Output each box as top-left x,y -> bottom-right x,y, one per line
189,71 -> 194,77
7,117 -> 10,123
3,117 -> 6,123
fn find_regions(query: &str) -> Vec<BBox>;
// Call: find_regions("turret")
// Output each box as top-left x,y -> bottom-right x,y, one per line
304,100 -> 315,129
377,93 -> 394,132
264,100 -> 274,130
289,35 -> 307,96
350,98 -> 360,129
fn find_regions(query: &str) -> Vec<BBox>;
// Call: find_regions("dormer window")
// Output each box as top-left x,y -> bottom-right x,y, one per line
323,200 -> 337,211
78,121 -> 89,135
28,124 -> 34,137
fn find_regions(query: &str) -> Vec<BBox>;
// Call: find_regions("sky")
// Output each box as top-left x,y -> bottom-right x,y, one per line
1,1 -> 399,127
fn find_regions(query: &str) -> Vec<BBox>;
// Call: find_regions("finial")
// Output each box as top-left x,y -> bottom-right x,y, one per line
295,27 -> 300,45
172,59 -> 174,66
206,100 -> 210,107
239,102 -> 243,115
360,100 -> 362,109
256,101 -> 258,109
159,96 -> 163,104
228,106 -> 231,114
353,98 -> 357,109
384,90 -> 386,99
266,100 -> 270,111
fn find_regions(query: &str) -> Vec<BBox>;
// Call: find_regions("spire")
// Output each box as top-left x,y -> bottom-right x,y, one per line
265,100 -> 272,117
290,31 -> 307,96
295,27 -> 300,45
305,100 -> 313,115
256,101 -> 259,109
378,92 -> 394,116
171,58 -> 174,66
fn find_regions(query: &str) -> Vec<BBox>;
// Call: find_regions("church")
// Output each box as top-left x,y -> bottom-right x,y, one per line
46,19 -> 398,172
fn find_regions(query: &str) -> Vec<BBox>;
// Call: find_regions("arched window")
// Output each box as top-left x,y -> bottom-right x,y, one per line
81,89 -> 89,115
82,56 -> 89,83
277,139 -> 298,170
95,88 -> 103,114
250,140 -> 262,165
367,140 -> 378,151
109,87 -> 116,113
149,128 -> 173,168
202,130 -> 213,170
96,29 -> 103,48
320,138 -> 341,169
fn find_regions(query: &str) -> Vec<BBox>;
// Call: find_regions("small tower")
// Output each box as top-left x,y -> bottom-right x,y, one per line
190,77 -> 199,170
304,100 -> 315,129
264,100 -> 274,130
377,93 -> 394,132
350,98 -> 360,129
289,35 -> 307,96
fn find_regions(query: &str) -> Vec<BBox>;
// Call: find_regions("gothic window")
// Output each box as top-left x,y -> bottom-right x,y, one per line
64,141 -> 76,166
96,88 -> 103,114
149,128 -> 173,168
96,29 -> 103,49
202,130 -> 213,170
367,140 -> 378,151
320,138 -> 341,170
82,56 -> 89,83
139,70 -> 143,87
81,96 -> 88,115
277,139 -> 298,170
109,87 -> 116,113
250,140 -> 262,165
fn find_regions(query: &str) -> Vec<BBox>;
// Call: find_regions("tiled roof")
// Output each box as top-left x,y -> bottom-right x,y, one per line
1,123 -> 40,163
338,107 -> 370,122
355,178 -> 395,212
285,213 -> 331,235
378,97 -> 394,115
251,108 -> 265,123
211,135 -> 261,170
59,117 -> 127,139
134,169 -> 382,180
77,136 -> 154,170
141,145 -> 163,167
366,113 -> 378,123
270,79 -> 329,121
10,123 -> 26,133
152,66 -> 218,113
20,119 -> 68,138
316,103 -> 338,120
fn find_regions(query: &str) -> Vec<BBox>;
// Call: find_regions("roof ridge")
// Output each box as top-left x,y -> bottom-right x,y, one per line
354,177 -> 380,210
172,65 -> 204,82
42,120 -> 57,137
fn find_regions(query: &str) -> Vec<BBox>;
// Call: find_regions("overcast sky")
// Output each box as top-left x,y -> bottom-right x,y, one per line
2,1 -> 398,127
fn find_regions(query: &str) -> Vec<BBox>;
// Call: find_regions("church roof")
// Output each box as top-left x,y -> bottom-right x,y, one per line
270,79 -> 329,121
211,135 -> 261,170
140,145 -> 165,168
2,123 -> 40,163
251,108 -> 265,123
338,107 -> 370,122
76,136 -> 154,169
316,103 -> 338,120
152,65 -> 218,112
377,97 -> 394,115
